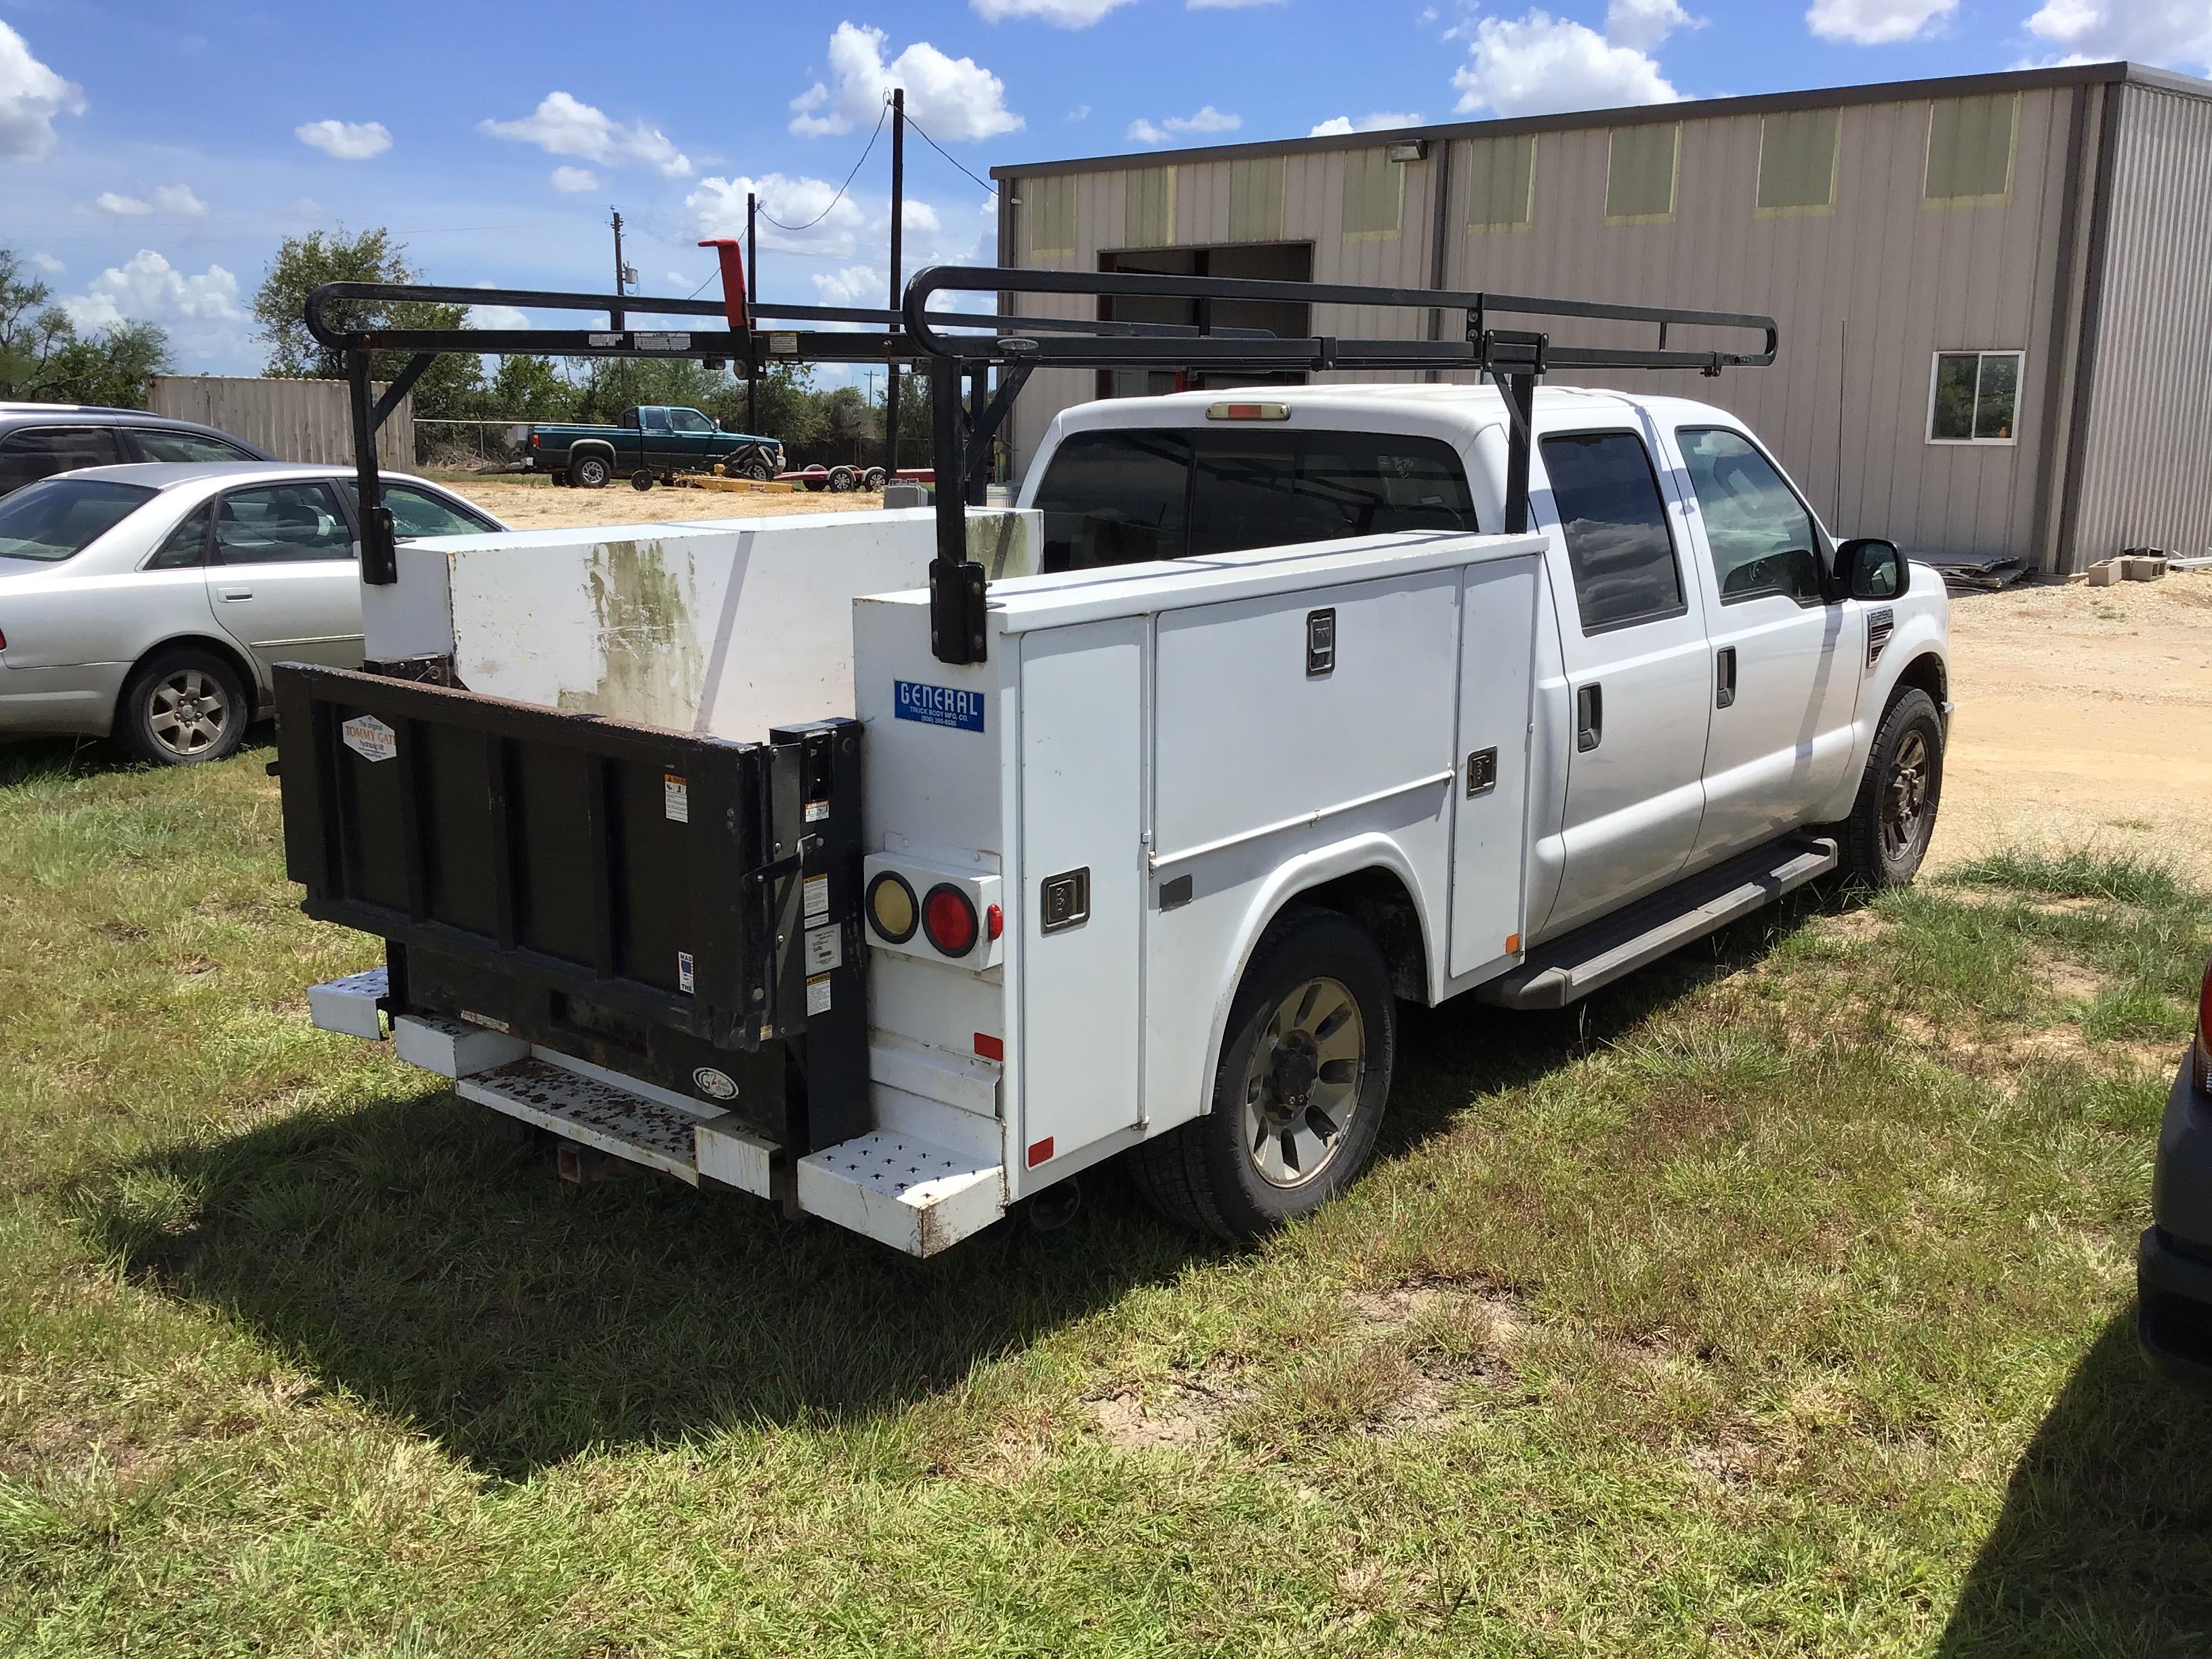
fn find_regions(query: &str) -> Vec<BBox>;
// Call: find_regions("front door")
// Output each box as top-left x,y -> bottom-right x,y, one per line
1668,426 -> 1863,861
1532,422 -> 1714,939
204,480 -> 363,676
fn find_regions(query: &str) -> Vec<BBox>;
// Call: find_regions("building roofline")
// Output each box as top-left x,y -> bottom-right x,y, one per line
988,60 -> 2209,180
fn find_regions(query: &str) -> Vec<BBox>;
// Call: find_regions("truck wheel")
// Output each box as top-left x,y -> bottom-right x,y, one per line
1128,905 -> 1395,1242
571,453 -> 611,490
1837,687 -> 1944,890
117,647 -> 250,766
828,465 -> 857,493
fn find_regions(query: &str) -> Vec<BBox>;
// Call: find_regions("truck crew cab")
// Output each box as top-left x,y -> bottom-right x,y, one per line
281,266 -> 1948,1254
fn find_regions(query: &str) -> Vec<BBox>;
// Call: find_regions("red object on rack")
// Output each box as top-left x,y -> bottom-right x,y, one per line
696,239 -> 748,331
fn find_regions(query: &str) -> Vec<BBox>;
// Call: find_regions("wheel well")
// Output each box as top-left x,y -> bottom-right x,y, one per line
1893,651 -> 1946,712
119,634 -> 263,727
569,442 -> 615,464
1288,866 -> 1429,1001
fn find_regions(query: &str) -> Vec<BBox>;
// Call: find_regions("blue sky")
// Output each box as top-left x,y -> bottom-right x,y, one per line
3,0 -> 2207,381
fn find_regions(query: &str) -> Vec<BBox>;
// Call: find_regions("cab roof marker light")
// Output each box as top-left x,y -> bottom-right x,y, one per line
1206,401 -> 1290,422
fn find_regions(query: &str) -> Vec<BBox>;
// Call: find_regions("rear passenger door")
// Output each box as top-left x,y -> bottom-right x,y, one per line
1532,421 -> 1712,937
205,480 -> 364,675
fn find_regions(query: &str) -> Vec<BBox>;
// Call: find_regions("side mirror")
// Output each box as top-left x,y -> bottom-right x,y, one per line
1837,537 -> 1907,600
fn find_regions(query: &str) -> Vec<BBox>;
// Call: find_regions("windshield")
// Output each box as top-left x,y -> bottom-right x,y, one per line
0,478 -> 157,562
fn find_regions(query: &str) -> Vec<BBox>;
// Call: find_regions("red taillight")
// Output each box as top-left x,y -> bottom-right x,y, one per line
0,625 -> 8,652
2195,961 -> 2212,1096
922,884 -> 978,957
986,903 -> 1004,941
529,432 -> 540,449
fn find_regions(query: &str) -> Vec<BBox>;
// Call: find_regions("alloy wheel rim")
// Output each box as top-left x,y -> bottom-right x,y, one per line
1240,975 -> 1364,1189
1881,729 -> 1931,859
148,668 -> 230,758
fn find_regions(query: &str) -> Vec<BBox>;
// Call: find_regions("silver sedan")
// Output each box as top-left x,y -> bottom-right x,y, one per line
0,462 -> 504,764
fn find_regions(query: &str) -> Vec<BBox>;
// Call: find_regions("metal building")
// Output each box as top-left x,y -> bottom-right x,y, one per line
990,61 -> 2212,574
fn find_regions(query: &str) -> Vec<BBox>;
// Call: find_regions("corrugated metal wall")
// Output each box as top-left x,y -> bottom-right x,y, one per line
1002,85 -> 2093,567
146,375 -> 413,468
2070,86 -> 2212,565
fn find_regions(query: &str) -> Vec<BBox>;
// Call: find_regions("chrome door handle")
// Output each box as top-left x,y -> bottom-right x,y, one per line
218,586 -> 252,600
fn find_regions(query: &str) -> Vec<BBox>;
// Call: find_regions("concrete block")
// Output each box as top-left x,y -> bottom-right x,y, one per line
2122,555 -> 2168,582
2085,560 -> 2121,587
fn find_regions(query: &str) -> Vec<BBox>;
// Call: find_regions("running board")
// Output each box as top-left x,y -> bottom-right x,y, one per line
1481,834 -> 1839,1010
456,1057 -> 777,1196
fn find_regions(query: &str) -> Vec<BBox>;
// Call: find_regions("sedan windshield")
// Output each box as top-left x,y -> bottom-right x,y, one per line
0,478 -> 158,562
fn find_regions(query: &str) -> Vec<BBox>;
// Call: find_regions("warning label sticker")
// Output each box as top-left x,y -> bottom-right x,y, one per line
806,973 -> 833,1016
663,773 -> 689,823
803,874 -> 829,926
342,715 -> 397,763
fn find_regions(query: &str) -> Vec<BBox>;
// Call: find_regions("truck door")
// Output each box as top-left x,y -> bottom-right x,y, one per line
636,406 -> 673,471
1666,425 -> 1863,862
1530,421 -> 1713,937
668,407 -> 716,470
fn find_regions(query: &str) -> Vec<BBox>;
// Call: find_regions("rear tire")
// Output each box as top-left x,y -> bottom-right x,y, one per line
571,453 -> 612,490
117,647 -> 250,766
828,465 -> 857,493
863,466 -> 888,490
1837,687 -> 1943,889
1128,905 -> 1394,1241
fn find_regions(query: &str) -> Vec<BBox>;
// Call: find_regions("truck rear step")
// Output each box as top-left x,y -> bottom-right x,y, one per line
457,1057 -> 778,1191
1481,833 -> 1839,1010
796,1132 -> 1004,1257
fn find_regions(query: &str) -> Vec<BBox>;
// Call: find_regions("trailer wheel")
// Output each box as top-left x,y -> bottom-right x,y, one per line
632,469 -> 654,491
571,452 -> 612,489
740,453 -> 773,481
1836,687 -> 1944,890
1128,904 -> 1394,1241
828,465 -> 858,493
863,466 -> 887,490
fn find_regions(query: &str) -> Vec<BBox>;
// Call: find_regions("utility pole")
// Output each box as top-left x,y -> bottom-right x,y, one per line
609,209 -> 626,331
884,87 -> 904,482
745,190 -> 759,437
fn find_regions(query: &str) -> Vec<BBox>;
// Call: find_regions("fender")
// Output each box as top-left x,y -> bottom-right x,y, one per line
1809,569 -> 1951,823
1192,830 -> 1443,1122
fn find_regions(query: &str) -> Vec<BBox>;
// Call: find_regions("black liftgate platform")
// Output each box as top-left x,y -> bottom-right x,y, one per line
289,247 -> 1776,1159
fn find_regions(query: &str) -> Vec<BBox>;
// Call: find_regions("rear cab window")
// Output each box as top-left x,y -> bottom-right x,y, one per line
129,428 -> 258,464
1034,426 -> 1479,572
1537,430 -> 1687,633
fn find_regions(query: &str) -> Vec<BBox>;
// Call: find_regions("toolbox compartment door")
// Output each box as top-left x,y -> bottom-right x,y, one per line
1448,553 -> 1542,979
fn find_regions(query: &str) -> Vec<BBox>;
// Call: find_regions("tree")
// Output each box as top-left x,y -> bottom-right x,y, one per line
478,355 -> 577,422
0,249 -> 171,406
251,226 -> 481,418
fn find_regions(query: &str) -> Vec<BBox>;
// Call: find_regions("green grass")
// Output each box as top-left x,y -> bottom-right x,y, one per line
4,738 -> 2211,1656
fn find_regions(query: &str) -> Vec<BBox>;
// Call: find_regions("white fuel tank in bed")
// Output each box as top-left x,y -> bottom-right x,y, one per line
853,529 -> 1546,1199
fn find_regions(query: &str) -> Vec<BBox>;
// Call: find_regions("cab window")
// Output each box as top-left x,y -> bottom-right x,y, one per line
638,407 -> 672,434
668,409 -> 713,434
1676,428 -> 1825,605
1035,426 -> 1478,572
1539,431 -> 1687,633
130,428 -> 258,464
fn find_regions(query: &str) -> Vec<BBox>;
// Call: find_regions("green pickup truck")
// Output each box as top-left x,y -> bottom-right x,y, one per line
523,406 -> 785,490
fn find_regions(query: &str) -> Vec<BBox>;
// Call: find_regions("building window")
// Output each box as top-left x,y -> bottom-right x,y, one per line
1124,168 -> 1175,248
1466,134 -> 1536,232
1756,108 -> 1839,216
1925,94 -> 2017,206
1340,148 -> 1404,240
1605,123 -> 1679,224
1028,174 -> 1077,258
1229,156 -> 1284,243
1927,350 -> 2023,444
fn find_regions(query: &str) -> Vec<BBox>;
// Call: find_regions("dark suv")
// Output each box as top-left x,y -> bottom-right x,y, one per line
0,404 -> 276,499
2141,957 -> 2212,1387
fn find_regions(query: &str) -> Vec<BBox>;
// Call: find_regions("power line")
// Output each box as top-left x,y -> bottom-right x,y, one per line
758,100 -> 891,233
903,112 -> 1000,197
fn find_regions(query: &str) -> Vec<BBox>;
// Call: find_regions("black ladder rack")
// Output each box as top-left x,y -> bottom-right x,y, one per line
304,263 -> 1776,668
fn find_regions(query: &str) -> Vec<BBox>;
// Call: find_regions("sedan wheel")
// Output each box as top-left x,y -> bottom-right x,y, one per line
119,650 -> 249,766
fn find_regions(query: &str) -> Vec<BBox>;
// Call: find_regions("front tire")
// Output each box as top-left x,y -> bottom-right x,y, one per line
571,453 -> 612,490
1128,905 -> 1394,1241
117,648 -> 249,766
1838,687 -> 1943,888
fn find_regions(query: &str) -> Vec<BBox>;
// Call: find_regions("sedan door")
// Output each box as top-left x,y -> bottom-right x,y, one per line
203,480 -> 363,678
1668,426 -> 1863,863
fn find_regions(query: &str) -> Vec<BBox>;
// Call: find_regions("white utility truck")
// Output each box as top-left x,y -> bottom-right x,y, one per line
281,265 -> 1948,1254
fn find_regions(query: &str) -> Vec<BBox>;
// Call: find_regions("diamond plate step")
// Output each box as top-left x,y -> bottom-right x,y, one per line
459,1058 -> 736,1186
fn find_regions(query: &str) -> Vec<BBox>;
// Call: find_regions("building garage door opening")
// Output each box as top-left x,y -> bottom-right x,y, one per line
1097,244 -> 1313,401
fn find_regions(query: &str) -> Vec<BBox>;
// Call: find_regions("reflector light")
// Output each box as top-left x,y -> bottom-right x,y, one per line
1205,401 -> 1290,422
975,1032 -> 1004,1062
1027,1136 -> 1054,1168
2195,960 -> 2211,1096
866,872 -> 918,944
986,903 -> 1004,941
922,883 -> 979,957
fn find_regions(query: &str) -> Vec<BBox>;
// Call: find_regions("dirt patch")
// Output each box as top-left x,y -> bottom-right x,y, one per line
2030,949 -> 2107,1005
1086,1378 -> 1243,1451
449,478 -> 886,533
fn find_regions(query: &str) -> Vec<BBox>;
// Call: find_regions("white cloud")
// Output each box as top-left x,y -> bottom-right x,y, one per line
479,91 -> 689,177
1128,104 -> 1242,144
0,20 -> 85,161
788,23 -> 1021,142
295,119 -> 393,161
1804,0 -> 1955,44
2024,0 -> 2212,70
1309,110 -> 1425,136
1605,0 -> 1698,49
60,250 -> 245,360
972,0 -> 1136,22
550,164 -> 598,192
689,171 -> 869,258
1188,0 -> 1289,7
29,252 -> 64,275
1452,10 -> 1679,117
94,190 -> 150,216
468,303 -> 531,331
811,264 -> 884,308
901,199 -> 943,235
1067,104 -> 1092,121
153,184 -> 205,216
93,184 -> 206,218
